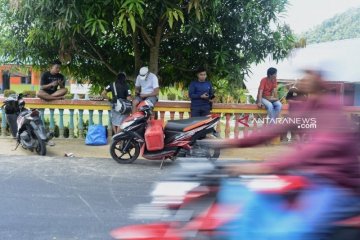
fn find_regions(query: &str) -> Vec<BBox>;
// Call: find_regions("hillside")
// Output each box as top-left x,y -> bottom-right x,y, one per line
302,7 -> 360,44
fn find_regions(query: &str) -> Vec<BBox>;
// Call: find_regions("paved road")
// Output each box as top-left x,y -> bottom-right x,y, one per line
0,154 -> 176,240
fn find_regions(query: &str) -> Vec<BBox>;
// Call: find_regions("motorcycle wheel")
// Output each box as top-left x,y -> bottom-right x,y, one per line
110,139 -> 140,164
34,133 -> 47,156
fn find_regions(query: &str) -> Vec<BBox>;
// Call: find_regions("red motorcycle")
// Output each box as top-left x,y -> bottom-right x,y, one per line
110,100 -> 221,164
110,159 -> 360,240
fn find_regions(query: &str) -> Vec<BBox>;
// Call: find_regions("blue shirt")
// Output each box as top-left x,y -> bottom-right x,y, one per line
189,80 -> 214,108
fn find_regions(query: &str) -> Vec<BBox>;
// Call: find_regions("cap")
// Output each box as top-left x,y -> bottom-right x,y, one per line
139,67 -> 149,80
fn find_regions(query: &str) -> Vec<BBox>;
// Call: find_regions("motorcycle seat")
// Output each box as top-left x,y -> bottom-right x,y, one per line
165,116 -> 212,132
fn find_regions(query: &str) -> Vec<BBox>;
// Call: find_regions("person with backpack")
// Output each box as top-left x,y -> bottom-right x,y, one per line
102,72 -> 132,134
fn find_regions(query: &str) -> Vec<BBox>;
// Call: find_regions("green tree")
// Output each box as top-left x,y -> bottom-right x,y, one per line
1,0 -> 295,88
302,7 -> 360,44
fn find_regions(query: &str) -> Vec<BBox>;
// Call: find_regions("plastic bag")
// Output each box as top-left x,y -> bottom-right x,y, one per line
85,125 -> 107,145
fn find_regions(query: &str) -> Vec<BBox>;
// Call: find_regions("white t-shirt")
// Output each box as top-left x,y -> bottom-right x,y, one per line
135,72 -> 159,94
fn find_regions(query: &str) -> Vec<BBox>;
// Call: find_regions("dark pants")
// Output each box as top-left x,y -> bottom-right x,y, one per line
191,106 -> 211,117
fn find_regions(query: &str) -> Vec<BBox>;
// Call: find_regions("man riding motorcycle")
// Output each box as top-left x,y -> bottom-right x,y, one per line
202,67 -> 360,240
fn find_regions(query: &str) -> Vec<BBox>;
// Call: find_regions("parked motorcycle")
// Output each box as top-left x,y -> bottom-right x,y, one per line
110,100 -> 221,164
2,94 -> 53,156
111,159 -> 360,240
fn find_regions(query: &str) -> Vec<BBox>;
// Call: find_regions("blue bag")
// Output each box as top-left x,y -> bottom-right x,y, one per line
85,125 -> 107,145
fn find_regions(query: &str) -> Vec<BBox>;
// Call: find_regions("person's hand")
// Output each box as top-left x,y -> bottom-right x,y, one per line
140,93 -> 147,98
201,93 -> 209,99
268,97 -> 278,102
57,80 -> 64,87
257,102 -> 263,108
51,81 -> 59,87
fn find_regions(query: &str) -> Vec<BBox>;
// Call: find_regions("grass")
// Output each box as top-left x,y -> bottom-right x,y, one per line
7,84 -> 40,93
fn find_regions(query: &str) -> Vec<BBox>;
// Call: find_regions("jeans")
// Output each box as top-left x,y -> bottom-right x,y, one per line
261,98 -> 282,120
191,106 -> 211,117
219,178 -> 360,240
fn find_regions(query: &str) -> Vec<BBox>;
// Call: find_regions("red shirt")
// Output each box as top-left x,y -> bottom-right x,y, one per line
259,77 -> 277,97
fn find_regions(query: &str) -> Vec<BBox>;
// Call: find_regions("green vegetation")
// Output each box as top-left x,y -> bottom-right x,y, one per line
8,84 -> 39,93
0,0 -> 295,93
302,7 -> 360,44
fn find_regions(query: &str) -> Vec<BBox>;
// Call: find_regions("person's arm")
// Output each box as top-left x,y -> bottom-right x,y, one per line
101,85 -> 111,99
228,136 -> 342,175
125,85 -> 132,101
135,76 -> 141,96
200,111 -> 303,150
189,82 -> 201,99
257,89 -> 263,107
58,76 -> 66,89
257,79 -> 264,107
209,82 -> 215,101
273,81 -> 278,99
40,73 -> 57,90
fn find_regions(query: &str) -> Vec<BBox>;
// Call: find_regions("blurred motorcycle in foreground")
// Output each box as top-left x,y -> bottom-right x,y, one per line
110,158 -> 360,240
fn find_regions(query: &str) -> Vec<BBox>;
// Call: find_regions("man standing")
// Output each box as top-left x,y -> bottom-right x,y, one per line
189,67 -> 214,117
132,66 -> 159,113
37,60 -> 68,101
257,67 -> 282,120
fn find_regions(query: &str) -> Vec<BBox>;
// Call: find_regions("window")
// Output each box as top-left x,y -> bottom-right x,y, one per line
21,76 -> 31,84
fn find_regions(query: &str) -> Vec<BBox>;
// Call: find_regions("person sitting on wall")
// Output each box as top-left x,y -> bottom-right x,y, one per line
257,67 -> 282,120
132,66 -> 159,113
37,60 -> 68,101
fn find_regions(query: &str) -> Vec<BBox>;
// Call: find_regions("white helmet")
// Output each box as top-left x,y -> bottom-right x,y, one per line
139,66 -> 149,80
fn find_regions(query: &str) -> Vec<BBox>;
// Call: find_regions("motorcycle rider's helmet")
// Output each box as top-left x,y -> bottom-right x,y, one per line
114,99 -> 132,114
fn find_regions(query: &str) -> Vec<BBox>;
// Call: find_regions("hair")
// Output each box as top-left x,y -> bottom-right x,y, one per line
196,66 -> 207,74
267,67 -> 277,77
116,72 -> 127,84
52,60 -> 62,66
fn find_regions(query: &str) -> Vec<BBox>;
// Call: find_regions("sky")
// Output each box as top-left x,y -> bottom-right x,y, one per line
284,0 -> 360,34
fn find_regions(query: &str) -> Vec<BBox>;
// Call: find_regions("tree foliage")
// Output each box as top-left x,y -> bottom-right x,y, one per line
302,7 -> 360,44
1,0 -> 295,89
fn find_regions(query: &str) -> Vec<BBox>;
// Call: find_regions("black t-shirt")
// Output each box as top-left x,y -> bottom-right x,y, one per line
41,71 -> 65,94
105,81 -> 131,103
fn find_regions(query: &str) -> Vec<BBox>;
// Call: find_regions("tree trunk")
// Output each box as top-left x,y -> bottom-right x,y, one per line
132,29 -> 142,75
148,23 -> 163,75
149,46 -> 159,74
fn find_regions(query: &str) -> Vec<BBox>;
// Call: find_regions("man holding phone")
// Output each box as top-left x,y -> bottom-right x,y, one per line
37,60 -> 68,101
189,67 -> 214,117
257,67 -> 282,120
